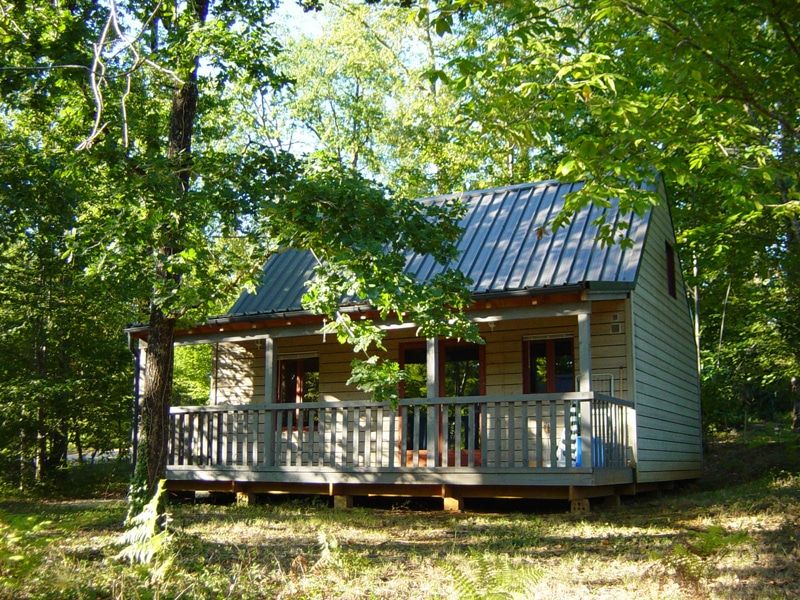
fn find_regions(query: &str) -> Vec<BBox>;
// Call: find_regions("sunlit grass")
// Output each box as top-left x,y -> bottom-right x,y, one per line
0,426 -> 798,599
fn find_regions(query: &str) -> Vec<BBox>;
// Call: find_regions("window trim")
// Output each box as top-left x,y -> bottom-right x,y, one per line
275,355 -> 320,404
275,354 -> 320,432
438,340 -> 486,397
398,341 -> 427,399
522,337 -> 576,394
397,340 -> 487,398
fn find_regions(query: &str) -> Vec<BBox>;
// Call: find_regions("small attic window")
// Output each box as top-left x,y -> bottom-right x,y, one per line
665,242 -> 677,298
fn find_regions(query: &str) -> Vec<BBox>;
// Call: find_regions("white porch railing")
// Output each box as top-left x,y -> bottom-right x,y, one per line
167,393 -> 633,474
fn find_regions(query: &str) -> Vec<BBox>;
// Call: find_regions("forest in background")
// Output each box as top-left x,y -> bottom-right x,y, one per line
0,0 -> 798,489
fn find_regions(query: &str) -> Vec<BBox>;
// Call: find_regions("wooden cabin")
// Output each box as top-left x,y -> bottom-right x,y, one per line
135,179 -> 702,511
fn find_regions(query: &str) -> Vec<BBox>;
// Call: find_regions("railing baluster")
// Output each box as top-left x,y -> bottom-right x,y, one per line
412,405 -> 420,468
217,412 -> 224,466
241,410 -> 248,465
168,414 -> 176,466
521,401 -> 529,469
251,409 -> 259,466
263,408 -> 273,467
229,410 -> 236,466
480,401 -> 488,468
236,410 -> 244,466
296,407 -> 305,467
284,407 -> 293,466
196,413 -> 204,466
535,401 -> 543,468
352,405 -> 360,468
330,406 -> 339,468
366,407 -> 373,468
508,401 -> 516,468
446,405 -> 453,468
398,406 -> 406,467
340,405 -> 348,468
564,401 -> 572,468
179,413 -> 187,466
549,401 -> 558,468
467,404 -> 475,468
427,403 -> 437,468
317,407 -> 325,467
493,402 -> 501,468
376,407 -> 384,467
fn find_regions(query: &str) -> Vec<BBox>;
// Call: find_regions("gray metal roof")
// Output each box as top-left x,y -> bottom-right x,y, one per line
225,180 -> 651,318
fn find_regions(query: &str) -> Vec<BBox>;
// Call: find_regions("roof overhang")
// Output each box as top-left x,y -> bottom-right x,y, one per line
125,282 -> 632,345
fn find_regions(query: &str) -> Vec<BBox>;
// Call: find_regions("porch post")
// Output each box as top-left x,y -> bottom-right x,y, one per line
263,335 -> 275,467
130,339 -> 144,472
578,312 -> 592,468
426,338 -> 439,466
577,312 -> 592,392
263,335 -> 275,403
426,338 -> 440,398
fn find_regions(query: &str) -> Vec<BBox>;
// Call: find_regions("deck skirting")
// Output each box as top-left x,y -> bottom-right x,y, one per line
166,466 -> 634,488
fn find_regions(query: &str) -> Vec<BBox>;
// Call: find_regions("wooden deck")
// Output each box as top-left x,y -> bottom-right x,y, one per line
166,393 -> 635,495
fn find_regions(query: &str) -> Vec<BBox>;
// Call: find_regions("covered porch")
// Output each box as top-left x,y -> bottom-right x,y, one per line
154,297 -> 638,508
166,391 -> 635,508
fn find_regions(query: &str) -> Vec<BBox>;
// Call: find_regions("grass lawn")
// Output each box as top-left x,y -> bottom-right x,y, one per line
0,425 -> 798,599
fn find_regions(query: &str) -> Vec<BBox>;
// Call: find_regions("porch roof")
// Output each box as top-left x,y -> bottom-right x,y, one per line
226,180 -> 651,319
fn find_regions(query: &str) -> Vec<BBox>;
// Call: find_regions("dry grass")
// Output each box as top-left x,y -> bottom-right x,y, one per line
0,425 -> 798,599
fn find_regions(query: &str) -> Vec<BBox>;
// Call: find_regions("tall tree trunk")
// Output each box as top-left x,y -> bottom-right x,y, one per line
18,422 -> 31,491
35,406 -> 46,482
75,426 -> 84,463
134,0 -> 208,503
139,307 -> 175,494
33,307 -> 47,483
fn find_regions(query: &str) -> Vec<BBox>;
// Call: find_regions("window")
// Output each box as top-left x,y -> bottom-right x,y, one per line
397,342 -> 486,400
441,343 -> 483,397
523,338 -> 575,393
276,356 -> 319,429
399,345 -> 427,400
665,242 -> 677,298
277,356 -> 319,404
398,342 -> 484,455
399,344 -> 429,450
441,343 -> 483,462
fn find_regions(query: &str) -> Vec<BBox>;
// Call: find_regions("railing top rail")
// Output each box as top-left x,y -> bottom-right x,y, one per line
593,393 -> 635,409
167,391 -> 633,414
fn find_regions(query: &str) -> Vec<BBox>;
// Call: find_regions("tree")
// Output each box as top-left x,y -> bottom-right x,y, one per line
1,0 -> 478,511
419,0 -> 800,425
0,5 -> 138,485
257,0 -> 519,198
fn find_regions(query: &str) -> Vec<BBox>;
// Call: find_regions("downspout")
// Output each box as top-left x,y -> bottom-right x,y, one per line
126,332 -> 140,474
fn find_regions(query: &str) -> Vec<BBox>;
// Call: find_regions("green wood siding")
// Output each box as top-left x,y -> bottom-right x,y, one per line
631,193 -> 702,482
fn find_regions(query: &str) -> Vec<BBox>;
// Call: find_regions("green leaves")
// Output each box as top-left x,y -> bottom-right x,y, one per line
276,161 -> 477,399
347,356 -> 403,405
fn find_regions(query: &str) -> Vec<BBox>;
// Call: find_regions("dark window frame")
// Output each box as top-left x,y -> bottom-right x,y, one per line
275,355 -> 319,431
397,340 -> 485,462
398,341 -> 427,399
396,340 -> 487,398
522,337 -> 576,394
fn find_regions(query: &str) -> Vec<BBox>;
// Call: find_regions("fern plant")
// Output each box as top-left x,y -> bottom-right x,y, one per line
652,525 -> 750,585
116,479 -> 173,572
441,552 -> 542,599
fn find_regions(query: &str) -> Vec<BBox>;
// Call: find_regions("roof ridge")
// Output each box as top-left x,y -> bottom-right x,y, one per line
417,178 -> 571,204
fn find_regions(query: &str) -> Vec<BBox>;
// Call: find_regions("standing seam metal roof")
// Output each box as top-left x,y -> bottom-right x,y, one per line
226,180 -> 651,317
